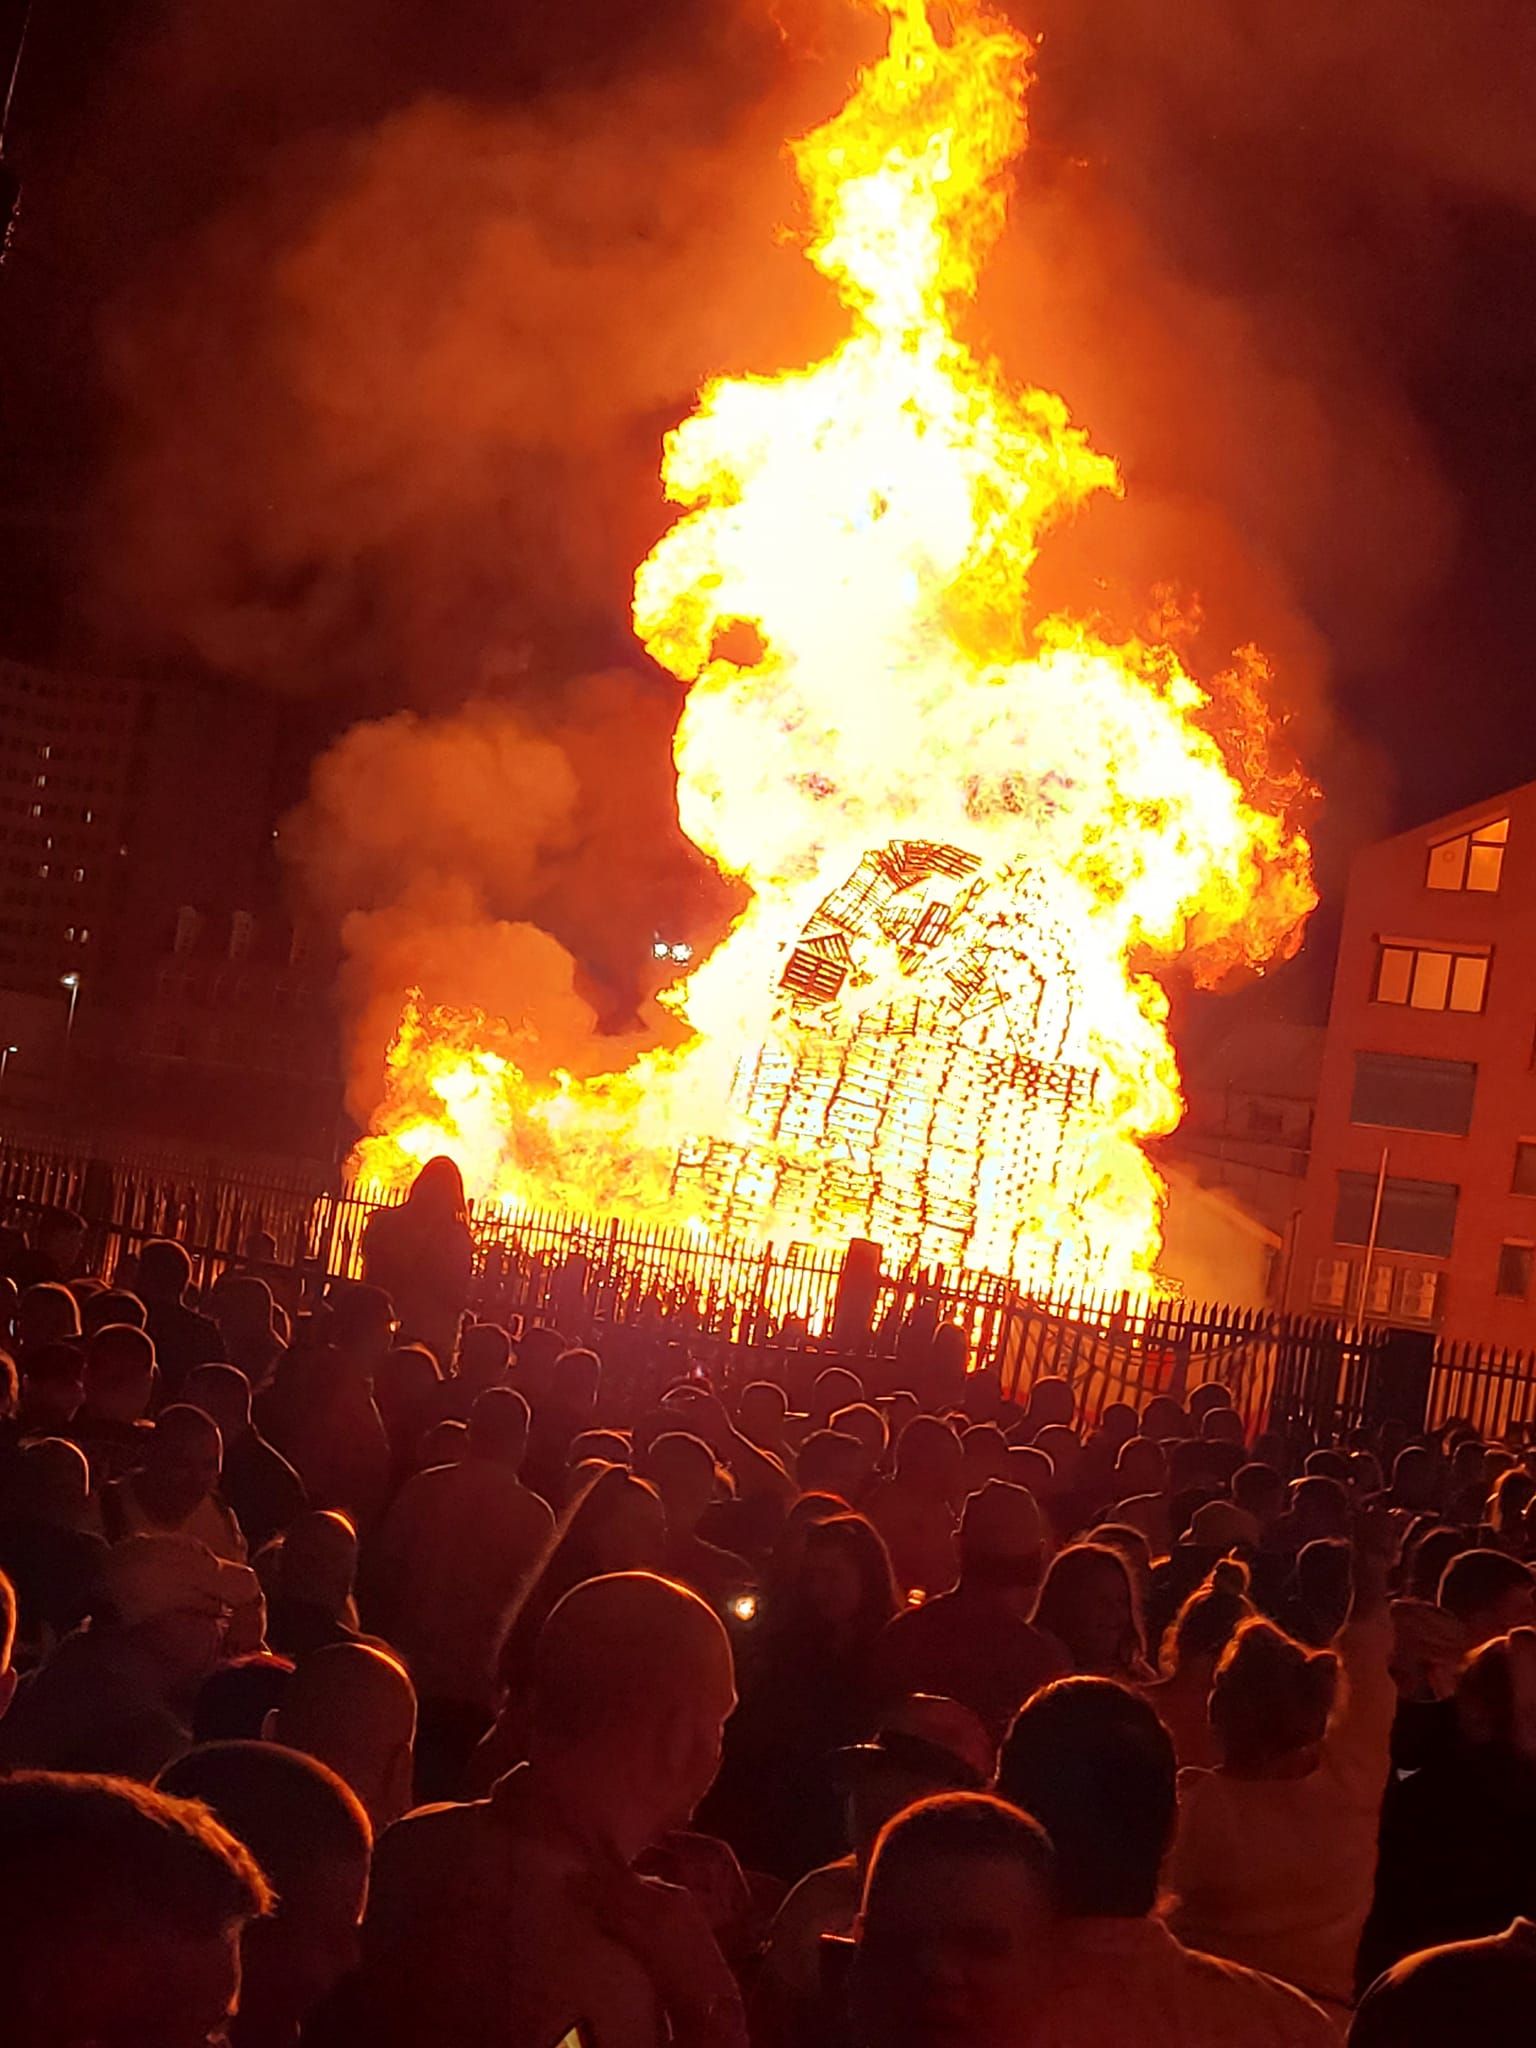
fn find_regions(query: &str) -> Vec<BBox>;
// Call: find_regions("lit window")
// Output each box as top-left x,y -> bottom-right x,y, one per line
35,864 -> 47,880
1427,816 -> 1508,893
78,929 -> 88,944
64,926 -> 74,940
1496,1242 -> 1533,1300
72,868 -> 83,882
1375,942 -> 1489,1015
29,804 -> 40,818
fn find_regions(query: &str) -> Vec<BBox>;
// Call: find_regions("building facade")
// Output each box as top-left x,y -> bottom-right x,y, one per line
0,658 -> 342,1156
1292,783 -> 1536,1344
0,658 -> 141,999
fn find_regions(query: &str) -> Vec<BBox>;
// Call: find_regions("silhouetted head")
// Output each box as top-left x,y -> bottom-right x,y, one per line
809,1367 -> 865,1429
182,1363 -> 253,1444
275,1643 -> 417,1833
81,1287 -> 147,1337
794,1513 -> 898,1636
467,1385 -> 531,1469
17,1283 -> 80,1350
957,1481 -> 1049,1612
894,1414 -> 964,1498
639,1431 -> 718,1536
1211,1617 -> 1338,1770
328,1285 -> 396,1368
1440,1549 -> 1536,1648
404,1155 -> 468,1224
274,1510 -> 358,1618
458,1321 -> 511,1389
531,1571 -> 736,1844
136,1240 -> 194,1307
159,1741 -> 370,2044
84,1323 -> 157,1423
1033,1543 -> 1143,1677
854,1793 -> 1055,2048
0,1770 -> 271,2048
999,1677 -> 1173,1917
1162,1558 -> 1252,1675
142,1405 -> 223,1523
798,1428 -> 870,1503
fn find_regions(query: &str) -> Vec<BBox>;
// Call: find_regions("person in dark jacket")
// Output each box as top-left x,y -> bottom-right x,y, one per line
1358,1625 -> 1536,1989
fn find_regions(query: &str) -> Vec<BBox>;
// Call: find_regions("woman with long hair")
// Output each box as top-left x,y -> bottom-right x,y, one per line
466,1464 -> 668,1793
496,1463 -> 667,1695
701,1512 -> 899,1882
361,1155 -> 475,1370
1140,1558 -> 1252,1767
1032,1540 -> 1151,1683
1167,1518 -> 1397,2019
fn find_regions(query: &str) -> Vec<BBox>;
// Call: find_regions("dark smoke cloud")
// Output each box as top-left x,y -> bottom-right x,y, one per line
12,0 -> 1535,1093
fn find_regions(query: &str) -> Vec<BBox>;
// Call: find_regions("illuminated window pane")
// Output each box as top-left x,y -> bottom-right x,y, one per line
1466,842 -> 1504,892
1376,947 -> 1413,1004
1479,817 -> 1509,844
1448,954 -> 1487,1013
1410,951 -> 1451,1010
1426,836 -> 1466,890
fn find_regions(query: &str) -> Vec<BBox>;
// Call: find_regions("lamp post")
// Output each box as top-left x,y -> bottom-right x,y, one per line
59,972 -> 80,1079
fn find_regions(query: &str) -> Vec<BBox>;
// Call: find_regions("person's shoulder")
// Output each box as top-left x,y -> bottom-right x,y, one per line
1167,1937 -> 1337,2039
375,1794 -> 495,1872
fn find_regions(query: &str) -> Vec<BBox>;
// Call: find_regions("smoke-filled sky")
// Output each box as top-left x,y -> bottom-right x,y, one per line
1,0 -> 1534,1080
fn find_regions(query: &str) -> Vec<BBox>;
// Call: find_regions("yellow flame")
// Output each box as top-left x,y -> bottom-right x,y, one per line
353,0 -> 1316,1294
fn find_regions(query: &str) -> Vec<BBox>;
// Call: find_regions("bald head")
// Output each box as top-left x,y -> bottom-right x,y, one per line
533,1571 -> 733,1744
275,1644 -> 417,1832
531,1573 -> 735,1839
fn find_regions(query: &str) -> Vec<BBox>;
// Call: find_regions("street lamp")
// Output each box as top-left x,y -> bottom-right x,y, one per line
60,972 -> 80,1063
0,1043 -> 15,1088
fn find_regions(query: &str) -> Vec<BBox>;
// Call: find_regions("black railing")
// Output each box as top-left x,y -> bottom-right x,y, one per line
2,1132 -> 1533,1439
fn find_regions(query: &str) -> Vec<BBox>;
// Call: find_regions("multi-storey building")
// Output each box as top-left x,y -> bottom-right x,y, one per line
0,658 -> 140,998
1292,784 -> 1536,1343
0,658 -> 342,1153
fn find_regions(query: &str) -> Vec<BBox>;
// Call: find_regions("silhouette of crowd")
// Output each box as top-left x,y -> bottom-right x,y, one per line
0,1162 -> 1531,2045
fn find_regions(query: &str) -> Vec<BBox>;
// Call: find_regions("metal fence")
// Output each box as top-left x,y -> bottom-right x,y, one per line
4,1131 -> 1535,1438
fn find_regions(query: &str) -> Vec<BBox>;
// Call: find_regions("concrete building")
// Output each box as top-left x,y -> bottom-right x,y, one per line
1292,783 -> 1536,1344
0,658 -> 140,1001
0,658 -> 341,1156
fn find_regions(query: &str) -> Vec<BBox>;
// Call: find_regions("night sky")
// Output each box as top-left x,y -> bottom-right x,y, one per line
1,0 -> 1533,1034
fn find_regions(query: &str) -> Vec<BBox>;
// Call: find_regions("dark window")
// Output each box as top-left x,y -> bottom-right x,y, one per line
1514,1142 -> 1536,1197
1334,1172 -> 1459,1257
1351,1052 -> 1476,1136
1497,1242 -> 1533,1300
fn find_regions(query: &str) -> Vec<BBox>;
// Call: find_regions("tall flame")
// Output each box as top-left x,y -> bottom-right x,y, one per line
354,0 -> 1316,1294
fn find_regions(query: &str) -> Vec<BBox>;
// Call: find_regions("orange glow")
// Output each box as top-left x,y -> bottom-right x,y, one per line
353,0 -> 1316,1294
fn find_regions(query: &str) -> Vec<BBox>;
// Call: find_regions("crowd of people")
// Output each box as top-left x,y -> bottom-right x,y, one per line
0,1165 -> 1533,2044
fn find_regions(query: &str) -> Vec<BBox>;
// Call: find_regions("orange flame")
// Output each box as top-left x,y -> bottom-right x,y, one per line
353,0 -> 1316,1293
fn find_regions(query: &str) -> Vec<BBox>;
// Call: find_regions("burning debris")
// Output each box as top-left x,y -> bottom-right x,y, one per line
354,0 -> 1317,1294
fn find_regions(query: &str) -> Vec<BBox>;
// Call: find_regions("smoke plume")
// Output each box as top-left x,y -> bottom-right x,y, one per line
54,0 -> 1536,1129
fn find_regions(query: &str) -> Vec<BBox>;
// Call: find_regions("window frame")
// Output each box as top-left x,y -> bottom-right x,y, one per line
1374,939 -> 1490,1015
1427,816 -> 1509,894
